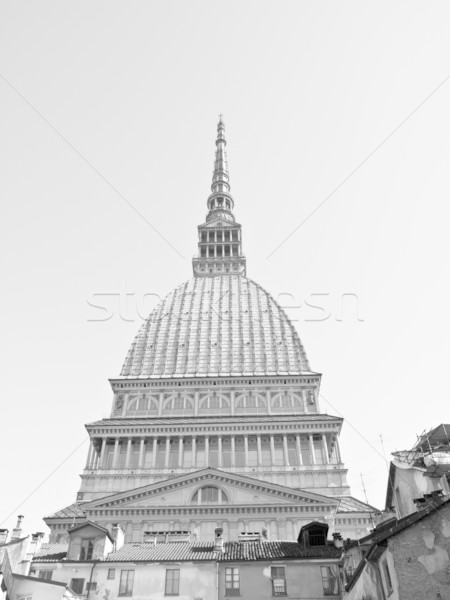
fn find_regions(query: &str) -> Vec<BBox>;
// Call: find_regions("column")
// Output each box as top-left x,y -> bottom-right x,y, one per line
322,435 -> 330,464
230,391 -> 235,415
192,437 -> 197,467
283,435 -> 289,466
244,435 -> 249,466
158,392 -> 164,417
231,436 -> 236,467
85,440 -> 94,469
152,438 -> 158,468
309,435 -> 316,465
257,436 -> 262,466
218,437 -> 222,468
125,439 -> 132,468
139,438 -> 145,468
194,391 -> 199,417
112,438 -> 120,469
335,440 -> 342,464
205,437 -> 209,466
178,437 -> 184,468
165,437 -> 171,469
270,435 -> 275,466
266,390 -> 272,415
99,438 -> 107,469
296,435 -> 302,466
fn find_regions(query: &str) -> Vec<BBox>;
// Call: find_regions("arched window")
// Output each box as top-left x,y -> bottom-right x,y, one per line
163,394 -> 194,412
271,392 -> 304,412
191,486 -> 229,505
199,393 -> 230,412
235,393 -> 267,412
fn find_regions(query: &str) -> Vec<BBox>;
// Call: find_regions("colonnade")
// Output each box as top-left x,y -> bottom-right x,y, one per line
85,433 -> 341,471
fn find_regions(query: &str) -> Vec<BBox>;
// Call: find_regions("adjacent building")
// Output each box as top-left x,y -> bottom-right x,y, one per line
386,424 -> 450,519
345,496 -> 450,600
31,520 -> 345,599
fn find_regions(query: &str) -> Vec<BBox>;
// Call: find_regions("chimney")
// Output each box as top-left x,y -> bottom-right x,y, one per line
214,528 -> 224,552
111,524 -> 125,550
30,532 -> 45,554
0,529 -> 9,545
332,532 -> 344,548
11,515 -> 24,540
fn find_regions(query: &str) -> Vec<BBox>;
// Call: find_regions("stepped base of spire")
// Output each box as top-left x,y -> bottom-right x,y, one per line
193,256 -> 246,277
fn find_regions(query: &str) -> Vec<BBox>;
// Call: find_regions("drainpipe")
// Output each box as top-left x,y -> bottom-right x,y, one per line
216,561 -> 219,600
86,560 -> 99,599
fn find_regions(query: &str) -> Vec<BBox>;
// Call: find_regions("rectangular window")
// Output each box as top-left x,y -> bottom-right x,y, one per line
271,566 -> 286,596
80,538 -> 94,560
70,578 -> 85,595
165,568 -> 180,596
321,566 -> 339,596
382,560 -> 393,595
225,567 -> 240,595
107,569 -> 115,580
38,570 -> 52,581
86,582 -> 97,591
119,570 -> 134,596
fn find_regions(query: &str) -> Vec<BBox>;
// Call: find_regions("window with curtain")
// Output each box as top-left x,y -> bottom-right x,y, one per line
271,566 -> 286,595
119,570 -> 134,597
165,568 -> 180,596
225,567 -> 240,595
321,565 -> 339,596
79,539 -> 93,560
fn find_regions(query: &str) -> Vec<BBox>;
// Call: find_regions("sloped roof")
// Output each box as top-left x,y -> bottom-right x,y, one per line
336,496 -> 379,513
33,543 -> 69,561
68,520 -> 113,542
33,541 -> 342,564
45,503 -> 86,520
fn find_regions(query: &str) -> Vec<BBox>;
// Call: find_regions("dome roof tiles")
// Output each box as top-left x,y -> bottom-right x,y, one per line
121,275 -> 311,379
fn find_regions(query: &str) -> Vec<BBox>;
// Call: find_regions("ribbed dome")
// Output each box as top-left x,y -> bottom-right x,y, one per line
121,276 -> 311,379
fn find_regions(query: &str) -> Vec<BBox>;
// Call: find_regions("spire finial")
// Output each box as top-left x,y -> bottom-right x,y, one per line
211,115 -> 230,198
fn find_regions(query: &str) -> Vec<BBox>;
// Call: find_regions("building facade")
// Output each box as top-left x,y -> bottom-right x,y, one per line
44,118 -> 375,544
31,521 -> 345,600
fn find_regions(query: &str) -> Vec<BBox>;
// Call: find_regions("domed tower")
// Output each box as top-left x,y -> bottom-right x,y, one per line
45,119 -> 376,544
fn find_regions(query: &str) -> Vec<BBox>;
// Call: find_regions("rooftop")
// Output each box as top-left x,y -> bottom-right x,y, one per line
34,541 -> 342,563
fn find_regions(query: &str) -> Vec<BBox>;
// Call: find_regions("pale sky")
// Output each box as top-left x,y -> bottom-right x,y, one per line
1,1 -> 450,537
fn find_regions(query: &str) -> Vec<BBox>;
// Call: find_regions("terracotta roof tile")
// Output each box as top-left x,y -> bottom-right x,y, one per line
34,544 -> 69,561
33,541 -> 341,564
105,541 -> 342,562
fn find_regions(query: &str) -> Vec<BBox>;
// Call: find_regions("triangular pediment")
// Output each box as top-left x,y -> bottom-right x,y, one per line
83,468 -> 339,511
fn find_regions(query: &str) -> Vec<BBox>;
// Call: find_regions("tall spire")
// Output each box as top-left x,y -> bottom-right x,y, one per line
192,117 -> 246,277
207,116 -> 234,218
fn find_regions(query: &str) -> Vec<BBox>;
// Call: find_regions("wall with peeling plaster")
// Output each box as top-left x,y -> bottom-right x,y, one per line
389,501 -> 450,599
